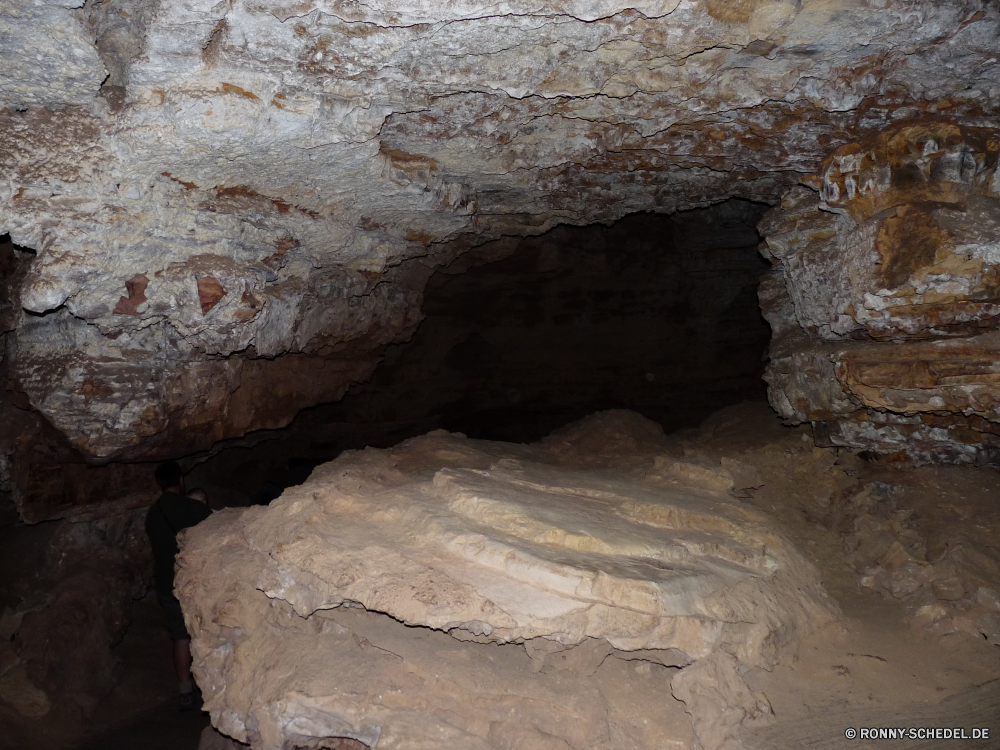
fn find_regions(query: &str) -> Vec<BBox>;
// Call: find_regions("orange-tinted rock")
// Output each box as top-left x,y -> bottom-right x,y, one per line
196,276 -> 226,315
760,120 -> 1000,463
112,274 -> 149,316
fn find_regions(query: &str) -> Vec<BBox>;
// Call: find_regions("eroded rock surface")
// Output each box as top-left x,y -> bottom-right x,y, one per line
829,475 -> 1000,644
760,120 -> 1000,463
178,412 -> 837,750
2,0 -> 999,463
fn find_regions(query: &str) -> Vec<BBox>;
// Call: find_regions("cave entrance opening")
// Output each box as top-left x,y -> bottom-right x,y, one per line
186,198 -> 773,506
408,198 -> 773,443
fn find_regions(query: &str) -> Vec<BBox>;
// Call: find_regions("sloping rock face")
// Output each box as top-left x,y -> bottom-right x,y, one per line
2,0 -> 999,464
177,413 -> 838,750
760,120 -> 1000,463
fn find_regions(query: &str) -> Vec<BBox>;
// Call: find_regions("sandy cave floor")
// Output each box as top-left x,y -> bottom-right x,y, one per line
690,406 -> 1000,749
8,403 -> 1000,750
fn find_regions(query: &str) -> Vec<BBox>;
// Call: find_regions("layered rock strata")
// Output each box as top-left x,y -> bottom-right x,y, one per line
177,412 -> 838,750
2,0 -> 999,463
760,120 -> 1000,463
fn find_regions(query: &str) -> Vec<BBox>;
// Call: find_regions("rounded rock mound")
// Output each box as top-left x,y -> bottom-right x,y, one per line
178,414 -> 838,750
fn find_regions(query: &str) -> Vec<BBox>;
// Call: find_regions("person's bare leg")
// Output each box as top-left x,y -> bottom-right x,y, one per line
173,638 -> 193,685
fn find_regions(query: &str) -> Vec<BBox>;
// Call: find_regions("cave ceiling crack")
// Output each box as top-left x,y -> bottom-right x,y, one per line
291,6 -> 679,31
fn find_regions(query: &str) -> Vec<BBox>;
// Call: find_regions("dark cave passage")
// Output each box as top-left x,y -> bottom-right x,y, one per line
185,199 -> 773,503
358,198 -> 771,442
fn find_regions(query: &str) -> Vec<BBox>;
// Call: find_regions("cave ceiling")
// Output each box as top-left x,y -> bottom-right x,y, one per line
1,0 -> 999,464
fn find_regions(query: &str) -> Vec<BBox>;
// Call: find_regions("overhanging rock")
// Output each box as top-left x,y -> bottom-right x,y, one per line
4,0 -> 999,463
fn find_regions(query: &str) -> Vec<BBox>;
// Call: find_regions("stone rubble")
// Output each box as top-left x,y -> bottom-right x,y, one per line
829,480 -> 1000,645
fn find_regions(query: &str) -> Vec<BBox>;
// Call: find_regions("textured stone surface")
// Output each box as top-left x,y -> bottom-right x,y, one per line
2,0 -> 999,461
177,413 -> 837,750
760,120 -> 1000,463
804,466 -> 1000,648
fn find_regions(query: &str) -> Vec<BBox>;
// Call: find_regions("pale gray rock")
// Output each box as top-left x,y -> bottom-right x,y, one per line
0,0 -> 106,110
1,0 -> 999,460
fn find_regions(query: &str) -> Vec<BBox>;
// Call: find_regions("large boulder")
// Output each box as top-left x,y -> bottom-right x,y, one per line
177,414 -> 838,750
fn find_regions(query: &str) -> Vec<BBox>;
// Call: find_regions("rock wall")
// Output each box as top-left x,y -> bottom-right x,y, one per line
0,503 -> 152,725
2,235 -> 162,523
759,120 -> 1000,464
2,0 -> 999,465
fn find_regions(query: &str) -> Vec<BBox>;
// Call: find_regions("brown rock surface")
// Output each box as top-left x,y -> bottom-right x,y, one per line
2,0 -> 999,463
177,413 -> 838,750
759,120 -> 1000,463
0,506 -> 152,724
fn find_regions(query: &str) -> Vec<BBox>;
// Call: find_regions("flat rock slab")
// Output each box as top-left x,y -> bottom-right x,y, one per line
178,417 -> 838,750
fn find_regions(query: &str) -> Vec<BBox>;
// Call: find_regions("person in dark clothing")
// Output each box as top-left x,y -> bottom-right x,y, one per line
145,460 -> 211,710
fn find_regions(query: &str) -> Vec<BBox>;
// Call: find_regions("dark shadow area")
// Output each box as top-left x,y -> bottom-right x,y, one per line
186,200 -> 773,504
70,593 -> 209,750
75,699 -> 209,750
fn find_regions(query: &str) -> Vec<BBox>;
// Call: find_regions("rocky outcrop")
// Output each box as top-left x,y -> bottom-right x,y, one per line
759,120 -> 1000,463
177,413 -> 838,750
2,0 -> 999,464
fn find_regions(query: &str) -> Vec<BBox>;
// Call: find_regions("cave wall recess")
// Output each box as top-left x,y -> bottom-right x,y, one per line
0,0 -> 997,470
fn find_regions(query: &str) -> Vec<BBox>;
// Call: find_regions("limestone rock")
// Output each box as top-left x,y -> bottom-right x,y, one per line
177,416 -> 838,750
0,0 -> 106,109
760,121 -> 1000,463
3,0 -> 1000,462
